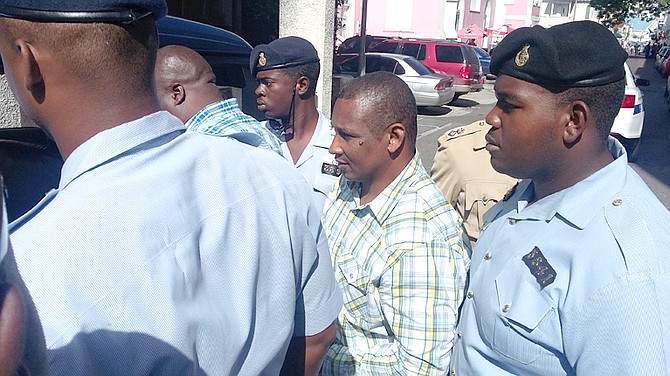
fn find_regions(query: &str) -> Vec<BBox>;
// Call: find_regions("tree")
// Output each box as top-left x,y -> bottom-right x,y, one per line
591,0 -> 670,27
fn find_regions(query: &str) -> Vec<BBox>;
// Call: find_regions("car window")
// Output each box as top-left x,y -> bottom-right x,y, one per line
462,46 -> 481,64
417,44 -> 426,60
401,43 -> 422,59
376,57 -> 400,73
336,57 -> 359,74
435,45 -> 463,63
474,47 -> 490,59
370,41 -> 400,53
403,58 -> 432,75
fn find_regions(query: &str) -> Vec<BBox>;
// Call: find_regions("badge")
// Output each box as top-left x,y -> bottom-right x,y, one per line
514,44 -> 530,67
321,162 -> 341,177
522,246 -> 556,289
258,52 -> 267,67
447,127 -> 464,137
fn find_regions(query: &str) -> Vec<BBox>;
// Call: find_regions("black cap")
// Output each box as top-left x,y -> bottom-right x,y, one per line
0,0 -> 167,24
490,21 -> 627,87
250,36 -> 320,76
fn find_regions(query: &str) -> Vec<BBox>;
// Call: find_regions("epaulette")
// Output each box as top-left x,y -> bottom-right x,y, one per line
502,182 -> 518,201
442,120 -> 487,141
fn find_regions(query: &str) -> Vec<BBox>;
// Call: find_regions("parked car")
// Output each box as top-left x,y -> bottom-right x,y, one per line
0,16 -> 256,221
336,35 -> 389,55
611,63 -> 649,162
655,46 -> 670,72
367,39 -> 484,101
333,52 -> 455,107
156,16 -> 261,119
473,47 -> 492,78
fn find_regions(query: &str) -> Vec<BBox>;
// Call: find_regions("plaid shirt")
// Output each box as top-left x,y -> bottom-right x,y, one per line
321,154 -> 471,375
185,98 -> 282,154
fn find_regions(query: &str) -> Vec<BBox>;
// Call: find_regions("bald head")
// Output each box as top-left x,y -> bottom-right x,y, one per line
154,45 -> 223,123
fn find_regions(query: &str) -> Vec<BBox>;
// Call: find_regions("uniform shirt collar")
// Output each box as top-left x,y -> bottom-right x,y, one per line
491,136 -> 628,229
60,111 -> 184,190
345,154 -> 421,224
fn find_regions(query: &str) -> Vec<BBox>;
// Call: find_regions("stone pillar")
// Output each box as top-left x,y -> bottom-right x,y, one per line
0,76 -> 22,128
279,0 -> 335,117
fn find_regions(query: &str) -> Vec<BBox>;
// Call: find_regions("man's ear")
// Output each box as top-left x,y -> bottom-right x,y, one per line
171,83 -> 186,106
296,76 -> 310,96
563,100 -> 588,145
387,123 -> 405,154
16,40 -> 44,102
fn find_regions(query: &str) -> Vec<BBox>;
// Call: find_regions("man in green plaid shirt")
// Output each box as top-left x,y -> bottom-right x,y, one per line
321,72 -> 471,375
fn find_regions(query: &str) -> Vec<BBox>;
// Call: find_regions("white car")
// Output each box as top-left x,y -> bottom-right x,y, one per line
611,63 -> 648,162
333,52 -> 456,107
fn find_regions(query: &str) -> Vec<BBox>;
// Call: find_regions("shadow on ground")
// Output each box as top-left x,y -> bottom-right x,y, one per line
418,106 -> 452,116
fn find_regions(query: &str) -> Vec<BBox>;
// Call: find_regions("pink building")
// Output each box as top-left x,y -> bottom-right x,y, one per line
338,0 -> 540,49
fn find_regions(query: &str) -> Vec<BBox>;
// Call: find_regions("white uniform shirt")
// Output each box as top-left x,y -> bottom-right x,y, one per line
265,111 -> 339,212
10,111 -> 342,376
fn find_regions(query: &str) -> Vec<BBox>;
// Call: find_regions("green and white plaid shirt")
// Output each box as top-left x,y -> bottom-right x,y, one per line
321,154 -> 471,375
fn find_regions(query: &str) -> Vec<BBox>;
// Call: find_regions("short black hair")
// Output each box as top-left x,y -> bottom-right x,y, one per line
553,79 -> 625,140
283,62 -> 320,96
337,71 -> 417,146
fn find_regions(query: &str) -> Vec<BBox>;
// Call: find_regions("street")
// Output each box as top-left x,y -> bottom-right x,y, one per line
415,58 -> 670,209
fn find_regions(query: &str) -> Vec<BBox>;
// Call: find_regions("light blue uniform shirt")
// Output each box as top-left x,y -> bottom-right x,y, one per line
450,137 -> 670,375
10,111 -> 342,376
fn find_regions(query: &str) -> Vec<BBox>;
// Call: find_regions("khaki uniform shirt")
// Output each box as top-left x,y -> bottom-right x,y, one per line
430,120 -> 518,244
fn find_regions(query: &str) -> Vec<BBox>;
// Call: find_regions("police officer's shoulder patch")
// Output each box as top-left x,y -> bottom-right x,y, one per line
443,120 -> 486,142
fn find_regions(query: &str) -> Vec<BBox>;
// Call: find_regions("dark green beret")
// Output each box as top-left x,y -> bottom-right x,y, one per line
0,0 -> 167,23
250,36 -> 320,76
490,21 -> 627,87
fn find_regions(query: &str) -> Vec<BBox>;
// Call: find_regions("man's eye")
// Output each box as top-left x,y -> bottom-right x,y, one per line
497,101 -> 516,113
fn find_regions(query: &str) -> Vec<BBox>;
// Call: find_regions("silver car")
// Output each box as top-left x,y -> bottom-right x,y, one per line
333,52 -> 455,107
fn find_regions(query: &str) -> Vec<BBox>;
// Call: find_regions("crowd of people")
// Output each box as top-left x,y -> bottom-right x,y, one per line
0,0 -> 669,375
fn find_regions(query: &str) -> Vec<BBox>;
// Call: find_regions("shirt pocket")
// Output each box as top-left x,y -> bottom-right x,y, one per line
478,259 -> 553,365
464,181 -> 513,226
336,253 -> 385,332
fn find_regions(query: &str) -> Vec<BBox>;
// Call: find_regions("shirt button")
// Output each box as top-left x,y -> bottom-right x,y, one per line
484,252 -> 492,260
502,304 -> 511,313
450,370 -> 456,376
508,218 -> 517,225
467,291 -> 474,299
457,331 -> 462,339
612,198 -> 623,206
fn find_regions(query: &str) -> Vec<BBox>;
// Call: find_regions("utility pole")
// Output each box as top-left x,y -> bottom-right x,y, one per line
357,0 -> 368,77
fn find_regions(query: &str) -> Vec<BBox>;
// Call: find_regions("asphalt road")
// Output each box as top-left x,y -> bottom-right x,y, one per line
416,59 -> 670,209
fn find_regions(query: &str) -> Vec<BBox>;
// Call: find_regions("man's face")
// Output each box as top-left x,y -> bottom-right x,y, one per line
254,69 -> 295,120
485,74 -> 563,180
188,58 -> 221,106
330,98 -> 390,187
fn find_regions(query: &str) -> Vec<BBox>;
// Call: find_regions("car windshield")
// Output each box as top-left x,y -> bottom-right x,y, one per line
403,58 -> 433,75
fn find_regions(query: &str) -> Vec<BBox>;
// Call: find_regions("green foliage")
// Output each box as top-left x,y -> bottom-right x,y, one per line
591,0 -> 670,27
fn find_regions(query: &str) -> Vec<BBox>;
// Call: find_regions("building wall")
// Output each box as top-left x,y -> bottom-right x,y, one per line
360,0 -> 448,39
0,77 -> 22,128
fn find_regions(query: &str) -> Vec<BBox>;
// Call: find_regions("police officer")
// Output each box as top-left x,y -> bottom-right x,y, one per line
430,120 -> 518,246
251,37 -> 339,212
450,21 -> 670,375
